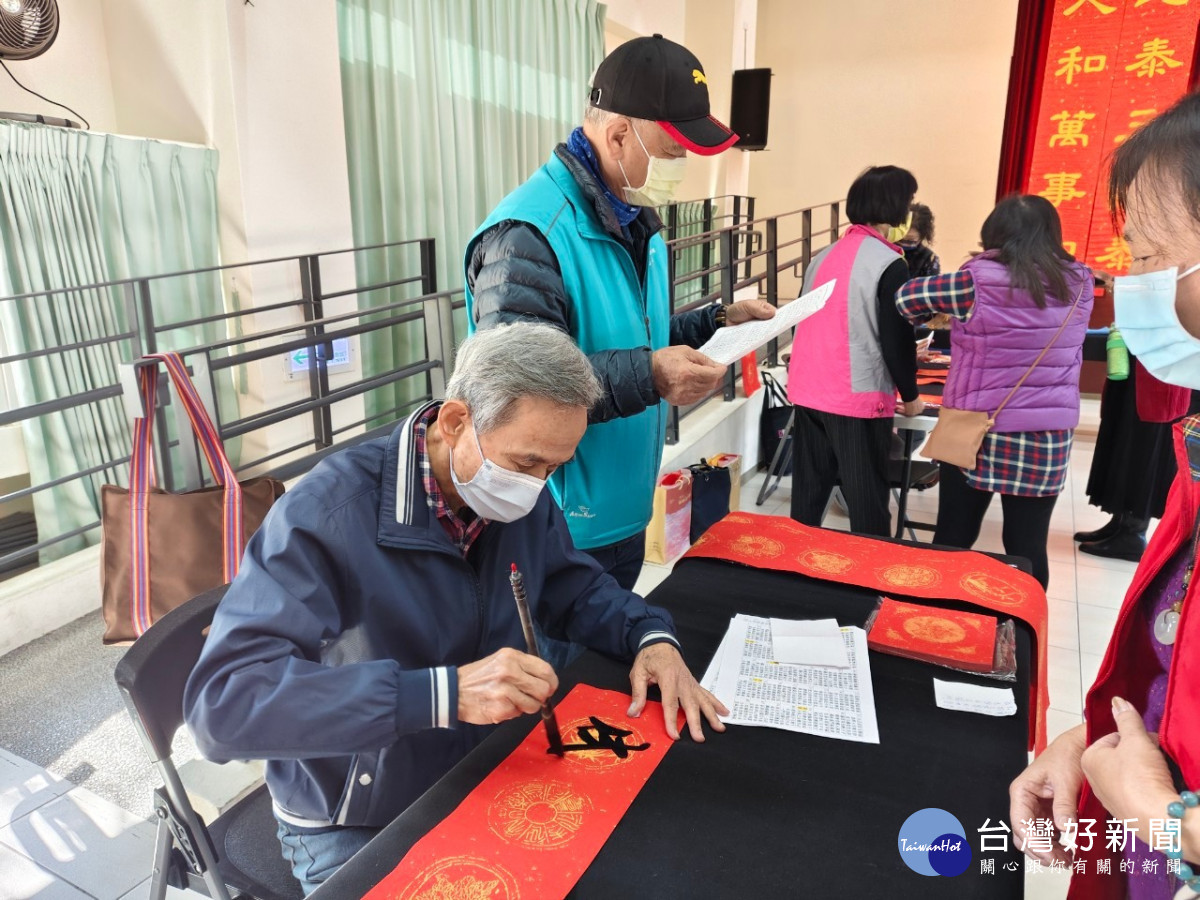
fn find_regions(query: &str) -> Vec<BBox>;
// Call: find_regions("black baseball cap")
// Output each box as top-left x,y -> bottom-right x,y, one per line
589,34 -> 738,156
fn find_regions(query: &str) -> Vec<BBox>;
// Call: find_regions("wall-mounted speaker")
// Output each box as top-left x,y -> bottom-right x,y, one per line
729,68 -> 771,151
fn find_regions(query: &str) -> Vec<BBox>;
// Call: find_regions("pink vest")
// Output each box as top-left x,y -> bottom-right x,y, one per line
788,225 -> 902,419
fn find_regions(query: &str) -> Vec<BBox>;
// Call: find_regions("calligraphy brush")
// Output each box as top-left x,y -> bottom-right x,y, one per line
509,563 -> 565,756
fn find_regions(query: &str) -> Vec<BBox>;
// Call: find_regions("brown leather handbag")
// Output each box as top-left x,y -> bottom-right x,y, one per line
921,282 -> 1085,471
100,353 -> 283,644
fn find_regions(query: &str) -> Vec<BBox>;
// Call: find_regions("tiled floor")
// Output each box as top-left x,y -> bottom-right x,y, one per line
1,405 -> 1137,898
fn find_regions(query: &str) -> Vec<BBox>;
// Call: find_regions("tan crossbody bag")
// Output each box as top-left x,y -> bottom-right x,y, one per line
920,282 -> 1085,471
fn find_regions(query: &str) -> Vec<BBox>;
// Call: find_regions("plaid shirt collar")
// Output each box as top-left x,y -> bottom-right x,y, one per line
415,405 -> 486,555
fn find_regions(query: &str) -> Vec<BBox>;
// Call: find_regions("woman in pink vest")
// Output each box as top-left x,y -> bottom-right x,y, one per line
896,195 -> 1093,588
1009,91 -> 1200,900
788,166 -> 923,536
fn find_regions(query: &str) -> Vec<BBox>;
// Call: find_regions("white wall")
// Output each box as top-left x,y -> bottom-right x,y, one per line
750,0 -> 1019,278
0,0 -> 117,132
604,0 -> 688,45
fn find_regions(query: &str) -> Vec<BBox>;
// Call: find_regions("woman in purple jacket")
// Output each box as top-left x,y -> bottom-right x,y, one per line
896,195 -> 1094,588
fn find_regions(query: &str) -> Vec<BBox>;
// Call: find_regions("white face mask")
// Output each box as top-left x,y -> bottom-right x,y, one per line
1114,261 -> 1200,388
618,123 -> 687,208
448,424 -> 546,523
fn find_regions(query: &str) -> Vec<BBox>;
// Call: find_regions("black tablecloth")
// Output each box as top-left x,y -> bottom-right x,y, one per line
313,556 -> 1029,900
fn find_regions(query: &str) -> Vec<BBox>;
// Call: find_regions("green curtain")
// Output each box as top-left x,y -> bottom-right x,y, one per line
337,0 -> 606,424
0,121 -> 224,562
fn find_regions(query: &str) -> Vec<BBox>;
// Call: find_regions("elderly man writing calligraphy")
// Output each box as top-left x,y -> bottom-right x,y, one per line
184,323 -> 725,894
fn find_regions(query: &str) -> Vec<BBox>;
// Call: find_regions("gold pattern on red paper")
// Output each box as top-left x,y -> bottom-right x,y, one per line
960,572 -> 1028,608
729,534 -> 785,559
400,857 -> 520,900
487,781 -> 591,849
798,549 -> 856,576
1037,172 -> 1087,207
1055,46 -> 1107,84
878,564 -> 942,589
1095,236 -> 1133,274
1049,110 -> 1097,147
1114,108 -> 1158,144
1125,38 -> 1184,78
1064,0 -> 1116,14
903,615 -> 968,645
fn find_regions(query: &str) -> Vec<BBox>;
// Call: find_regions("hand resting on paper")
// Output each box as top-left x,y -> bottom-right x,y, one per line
652,346 -> 726,406
457,647 -> 559,725
627,642 -> 728,742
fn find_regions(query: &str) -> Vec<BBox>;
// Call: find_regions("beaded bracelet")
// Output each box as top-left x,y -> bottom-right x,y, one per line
1169,790 -> 1199,889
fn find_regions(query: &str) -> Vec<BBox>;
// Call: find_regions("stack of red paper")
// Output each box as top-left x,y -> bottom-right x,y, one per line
868,597 -> 997,673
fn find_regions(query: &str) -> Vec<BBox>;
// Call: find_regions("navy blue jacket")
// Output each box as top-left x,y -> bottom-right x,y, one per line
183,402 -> 677,828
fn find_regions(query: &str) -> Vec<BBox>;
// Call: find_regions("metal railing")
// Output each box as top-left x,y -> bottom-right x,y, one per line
0,239 -> 460,573
0,194 -> 844,572
659,198 -> 845,444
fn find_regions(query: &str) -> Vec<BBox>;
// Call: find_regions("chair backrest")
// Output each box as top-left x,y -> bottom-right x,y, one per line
114,585 -> 228,763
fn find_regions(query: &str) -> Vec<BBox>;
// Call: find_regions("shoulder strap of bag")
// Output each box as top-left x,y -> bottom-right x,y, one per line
128,363 -> 160,635
762,371 -> 789,408
990,280 -> 1087,420
127,352 -> 245,637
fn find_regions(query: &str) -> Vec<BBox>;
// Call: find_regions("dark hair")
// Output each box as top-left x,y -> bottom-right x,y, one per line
846,166 -> 918,226
909,203 -> 934,244
1110,90 -> 1200,231
980,195 -> 1075,309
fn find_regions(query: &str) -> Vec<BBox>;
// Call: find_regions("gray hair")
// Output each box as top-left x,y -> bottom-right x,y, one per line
445,322 -> 601,433
584,104 -> 621,128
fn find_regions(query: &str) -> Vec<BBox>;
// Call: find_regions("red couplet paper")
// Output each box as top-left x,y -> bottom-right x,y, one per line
869,597 -> 998,673
363,685 -> 675,900
684,513 -> 1049,752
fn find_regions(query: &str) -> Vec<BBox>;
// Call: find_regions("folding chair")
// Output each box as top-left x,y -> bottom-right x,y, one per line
114,586 -> 303,900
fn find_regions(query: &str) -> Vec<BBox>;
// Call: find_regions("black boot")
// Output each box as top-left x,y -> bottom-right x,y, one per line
1074,513 -> 1123,544
1079,517 -> 1149,563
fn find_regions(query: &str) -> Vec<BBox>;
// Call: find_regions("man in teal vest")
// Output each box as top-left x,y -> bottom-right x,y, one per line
465,34 -> 774,598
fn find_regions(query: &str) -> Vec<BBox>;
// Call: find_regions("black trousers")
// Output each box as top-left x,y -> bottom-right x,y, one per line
933,462 -> 1058,589
789,405 -> 893,537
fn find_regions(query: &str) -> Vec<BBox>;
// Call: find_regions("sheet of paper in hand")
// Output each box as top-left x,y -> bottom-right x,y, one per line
363,684 -> 676,900
697,279 -> 835,366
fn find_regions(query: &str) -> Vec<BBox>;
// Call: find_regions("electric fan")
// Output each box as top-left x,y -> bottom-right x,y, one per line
0,0 -> 87,129
0,0 -> 58,61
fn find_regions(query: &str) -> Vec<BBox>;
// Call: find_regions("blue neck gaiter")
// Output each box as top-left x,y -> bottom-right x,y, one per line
565,127 -> 641,227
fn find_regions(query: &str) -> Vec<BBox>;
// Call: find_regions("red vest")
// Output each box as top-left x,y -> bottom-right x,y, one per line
1069,415 -> 1200,898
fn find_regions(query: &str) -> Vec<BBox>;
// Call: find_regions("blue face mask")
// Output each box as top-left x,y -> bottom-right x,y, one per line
1114,261 -> 1200,388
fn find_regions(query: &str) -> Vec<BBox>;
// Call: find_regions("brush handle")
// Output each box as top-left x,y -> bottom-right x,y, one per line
509,569 -> 540,658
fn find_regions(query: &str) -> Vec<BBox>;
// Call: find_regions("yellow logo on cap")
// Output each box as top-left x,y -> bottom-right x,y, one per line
692,69 -> 707,85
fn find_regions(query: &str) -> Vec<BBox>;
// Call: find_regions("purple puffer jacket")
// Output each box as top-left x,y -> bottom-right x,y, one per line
944,255 -> 1094,432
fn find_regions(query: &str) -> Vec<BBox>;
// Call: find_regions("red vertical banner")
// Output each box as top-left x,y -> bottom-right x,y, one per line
1083,1 -> 1200,273
1019,0 -> 1200,270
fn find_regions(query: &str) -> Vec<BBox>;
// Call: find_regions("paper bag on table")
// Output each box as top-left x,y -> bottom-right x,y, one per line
645,470 -> 693,565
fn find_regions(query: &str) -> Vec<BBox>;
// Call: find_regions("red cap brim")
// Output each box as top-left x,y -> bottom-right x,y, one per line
658,116 -> 740,156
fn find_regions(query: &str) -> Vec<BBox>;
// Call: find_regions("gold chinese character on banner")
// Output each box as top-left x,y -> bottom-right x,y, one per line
1038,172 -> 1087,207
1095,236 -> 1133,273
1134,0 -> 1190,6
1049,111 -> 1097,147
1065,0 -> 1116,13
1115,109 -> 1158,144
1056,47 -> 1108,84
1063,241 -> 1078,256
1125,38 -> 1184,78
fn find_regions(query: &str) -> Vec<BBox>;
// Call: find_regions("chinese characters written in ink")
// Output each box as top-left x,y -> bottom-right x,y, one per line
557,716 -> 650,758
